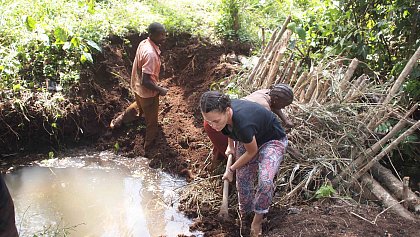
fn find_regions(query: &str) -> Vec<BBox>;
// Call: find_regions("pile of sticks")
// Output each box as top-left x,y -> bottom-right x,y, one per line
246,15 -> 420,221
247,16 -> 294,89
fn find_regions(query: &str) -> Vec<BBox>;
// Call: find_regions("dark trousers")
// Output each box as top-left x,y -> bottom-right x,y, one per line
0,175 -> 18,237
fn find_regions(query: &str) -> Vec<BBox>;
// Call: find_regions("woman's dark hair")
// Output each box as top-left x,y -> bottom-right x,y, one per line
200,91 -> 231,113
147,22 -> 165,36
269,83 -> 294,106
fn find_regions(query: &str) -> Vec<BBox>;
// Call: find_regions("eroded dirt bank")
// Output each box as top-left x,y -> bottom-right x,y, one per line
1,33 -> 418,236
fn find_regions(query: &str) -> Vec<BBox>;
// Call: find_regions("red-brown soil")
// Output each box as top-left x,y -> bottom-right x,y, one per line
0,33 -> 418,236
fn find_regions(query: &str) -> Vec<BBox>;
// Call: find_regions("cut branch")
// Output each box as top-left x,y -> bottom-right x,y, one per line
371,163 -> 420,211
340,58 -> 359,92
359,174 -> 416,221
353,120 -> 420,181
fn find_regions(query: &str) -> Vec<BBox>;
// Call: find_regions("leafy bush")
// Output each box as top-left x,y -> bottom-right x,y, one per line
0,0 -> 161,96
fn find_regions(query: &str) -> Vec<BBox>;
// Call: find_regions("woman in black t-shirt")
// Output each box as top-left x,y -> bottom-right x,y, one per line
200,91 -> 288,237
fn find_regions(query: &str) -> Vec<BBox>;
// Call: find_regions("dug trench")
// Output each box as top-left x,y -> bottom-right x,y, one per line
1,33 -> 419,236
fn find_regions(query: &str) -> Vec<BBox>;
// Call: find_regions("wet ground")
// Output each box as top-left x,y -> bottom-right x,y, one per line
0,33 -> 419,236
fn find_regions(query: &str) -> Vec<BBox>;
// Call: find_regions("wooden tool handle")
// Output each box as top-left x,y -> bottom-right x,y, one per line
221,154 -> 234,210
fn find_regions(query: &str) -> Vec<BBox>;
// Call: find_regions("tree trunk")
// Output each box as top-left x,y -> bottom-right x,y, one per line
359,174 -> 417,221
304,75 -> 318,103
371,163 -> 420,212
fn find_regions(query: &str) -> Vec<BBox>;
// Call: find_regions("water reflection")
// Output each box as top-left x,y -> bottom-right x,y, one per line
4,150 -> 200,237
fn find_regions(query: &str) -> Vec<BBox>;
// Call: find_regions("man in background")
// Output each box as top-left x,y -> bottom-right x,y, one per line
110,22 -> 168,151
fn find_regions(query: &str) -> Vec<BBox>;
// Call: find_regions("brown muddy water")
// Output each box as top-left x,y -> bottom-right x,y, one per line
4,150 -> 202,237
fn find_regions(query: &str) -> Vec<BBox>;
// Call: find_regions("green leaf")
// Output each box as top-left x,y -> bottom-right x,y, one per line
71,37 -> 80,48
88,0 -> 95,14
13,84 -> 21,92
287,22 -> 296,31
315,184 -> 336,199
296,27 -> 306,40
54,27 -> 68,44
86,40 -> 102,52
114,142 -> 120,153
81,52 -> 93,63
51,123 -> 57,129
24,16 -> 36,31
367,19 -> 375,29
48,151 -> 54,159
80,54 -> 87,63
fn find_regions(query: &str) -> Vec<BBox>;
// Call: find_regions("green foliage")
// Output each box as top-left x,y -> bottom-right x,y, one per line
146,0 -> 219,38
315,184 -> 336,199
1,0 -> 221,100
291,0 -> 419,78
31,221 -> 79,237
374,118 -> 420,164
0,0 -> 160,97
216,0 -> 241,40
375,119 -> 397,134
216,0 -> 291,43
114,142 -> 120,153
403,72 -> 420,102
148,1 -> 198,34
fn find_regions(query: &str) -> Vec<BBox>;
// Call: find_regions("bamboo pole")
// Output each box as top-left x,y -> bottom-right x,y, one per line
332,104 -> 418,187
253,42 -> 281,88
353,120 -> 420,181
298,87 -> 306,102
343,74 -> 365,101
365,104 -> 418,155
367,46 -> 420,130
382,46 -> 420,105
402,177 -> 409,209
317,79 -> 331,103
293,71 -> 308,91
264,30 -> 292,88
248,16 -> 292,86
340,58 -> 359,92
289,61 -> 302,86
261,27 -> 266,50
275,51 -> 294,85
310,72 -> 325,104
282,61 -> 296,85
347,75 -> 368,101
304,74 -> 318,103
248,29 -> 279,84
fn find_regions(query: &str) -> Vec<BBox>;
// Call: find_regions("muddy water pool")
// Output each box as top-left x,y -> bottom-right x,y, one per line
4,150 -> 201,237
